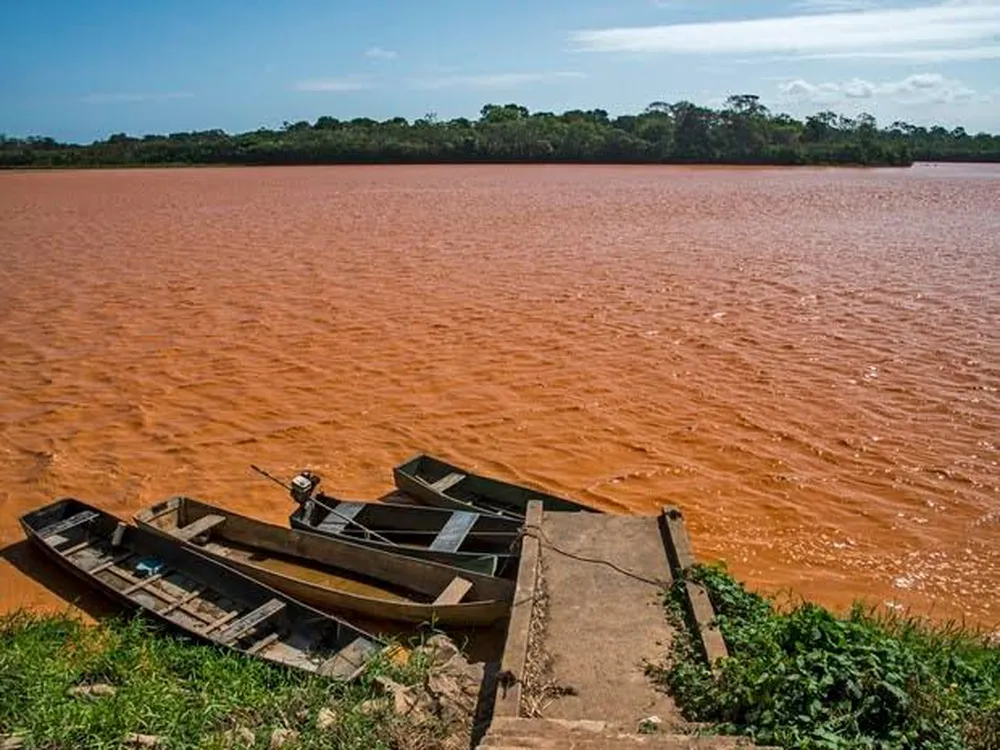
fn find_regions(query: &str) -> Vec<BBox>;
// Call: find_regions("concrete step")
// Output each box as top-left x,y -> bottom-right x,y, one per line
478,718 -> 768,750
479,736 -> 759,750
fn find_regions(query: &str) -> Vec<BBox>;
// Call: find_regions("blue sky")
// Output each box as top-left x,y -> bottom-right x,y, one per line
2,0 -> 998,142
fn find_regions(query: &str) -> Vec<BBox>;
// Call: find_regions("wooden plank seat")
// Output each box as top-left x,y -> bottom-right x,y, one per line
316,503 -> 364,535
201,610 -> 239,635
216,599 -> 286,645
61,540 -> 94,557
433,576 -> 473,606
37,511 -> 99,541
161,587 -> 205,615
245,632 -> 281,656
429,472 -> 466,494
318,636 -> 380,679
91,552 -> 134,575
123,571 -> 170,595
174,514 -> 226,542
429,511 -> 477,552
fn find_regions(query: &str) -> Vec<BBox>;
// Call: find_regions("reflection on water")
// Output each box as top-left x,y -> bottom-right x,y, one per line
0,164 -> 998,626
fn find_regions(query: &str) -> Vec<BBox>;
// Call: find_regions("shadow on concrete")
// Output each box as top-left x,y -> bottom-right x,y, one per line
0,538 -> 119,619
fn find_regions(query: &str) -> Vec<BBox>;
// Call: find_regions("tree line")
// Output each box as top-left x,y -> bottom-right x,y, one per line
3,95 -> 998,168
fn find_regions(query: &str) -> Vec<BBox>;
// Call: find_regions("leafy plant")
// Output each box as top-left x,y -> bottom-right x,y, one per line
652,565 -> 1000,750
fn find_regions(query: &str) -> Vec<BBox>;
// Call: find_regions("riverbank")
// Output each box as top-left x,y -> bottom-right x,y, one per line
8,97 -> 999,169
5,566 -> 997,749
656,565 -> 1000,750
0,612 -> 441,750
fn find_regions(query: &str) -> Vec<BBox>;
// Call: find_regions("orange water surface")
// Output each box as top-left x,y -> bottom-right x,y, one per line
1,164 -> 997,627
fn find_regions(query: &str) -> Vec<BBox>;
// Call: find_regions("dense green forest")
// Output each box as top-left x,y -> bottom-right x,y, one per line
3,96 -> 998,168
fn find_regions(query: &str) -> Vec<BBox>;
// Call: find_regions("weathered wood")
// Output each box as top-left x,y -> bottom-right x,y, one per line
135,497 -> 514,627
160,587 -> 204,614
429,510 -> 477,552
434,576 -> 473,605
245,631 -> 281,656
216,599 -> 286,645
430,472 -> 466,493
123,571 -> 169,595
393,454 -> 592,516
61,540 -> 94,557
318,637 -> 379,680
21,498 -> 385,681
290,495 -> 519,576
91,553 -> 134,575
174,514 -> 226,542
316,502 -> 364,535
37,511 -> 98,540
493,500 -> 543,718
201,609 -> 239,635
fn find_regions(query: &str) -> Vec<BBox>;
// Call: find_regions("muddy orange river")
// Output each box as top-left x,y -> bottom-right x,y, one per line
1,164 -> 997,627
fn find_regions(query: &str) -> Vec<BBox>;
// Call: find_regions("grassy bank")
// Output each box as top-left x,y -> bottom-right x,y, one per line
0,611 -> 431,749
654,565 -> 1000,750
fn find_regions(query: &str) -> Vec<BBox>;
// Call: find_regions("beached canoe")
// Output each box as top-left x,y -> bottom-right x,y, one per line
135,497 -> 515,627
289,492 -> 522,578
20,498 -> 383,679
393,454 -> 595,518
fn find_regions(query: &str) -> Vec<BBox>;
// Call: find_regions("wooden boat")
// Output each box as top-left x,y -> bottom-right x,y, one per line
288,492 -> 522,578
393,454 -> 595,518
135,497 -> 515,627
20,498 -> 383,679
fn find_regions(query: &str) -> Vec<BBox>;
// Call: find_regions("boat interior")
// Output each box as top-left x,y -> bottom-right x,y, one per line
24,500 -> 380,679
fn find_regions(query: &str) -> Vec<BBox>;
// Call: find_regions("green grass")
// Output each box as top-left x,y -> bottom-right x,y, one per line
0,611 -> 433,749
653,565 -> 1000,750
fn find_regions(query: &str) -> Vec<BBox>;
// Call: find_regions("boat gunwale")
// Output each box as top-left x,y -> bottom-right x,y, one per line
135,496 -> 514,625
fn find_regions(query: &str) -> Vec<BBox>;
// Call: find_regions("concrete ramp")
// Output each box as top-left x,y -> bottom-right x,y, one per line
481,505 -> 767,749
531,512 -> 679,727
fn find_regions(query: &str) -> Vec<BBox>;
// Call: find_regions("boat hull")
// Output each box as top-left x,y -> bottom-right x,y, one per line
20,499 -> 383,679
393,454 -> 594,518
136,497 -> 515,627
288,497 -> 522,579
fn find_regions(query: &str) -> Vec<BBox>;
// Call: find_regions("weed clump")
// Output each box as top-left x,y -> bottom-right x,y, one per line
654,565 -> 1000,750
0,610 -> 432,749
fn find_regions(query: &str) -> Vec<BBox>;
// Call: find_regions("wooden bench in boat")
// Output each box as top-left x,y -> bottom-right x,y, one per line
174,514 -> 226,542
319,636 -> 379,679
316,503 -> 364,535
433,576 -> 473,605
429,472 -> 466,494
215,599 -> 286,645
37,510 -> 99,541
429,510 -> 478,552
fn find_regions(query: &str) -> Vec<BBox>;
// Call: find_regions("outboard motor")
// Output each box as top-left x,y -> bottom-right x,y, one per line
289,470 -> 321,505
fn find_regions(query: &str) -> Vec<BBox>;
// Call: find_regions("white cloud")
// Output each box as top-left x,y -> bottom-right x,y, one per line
292,77 -> 374,92
570,1 -> 1000,59
796,45 -> 1000,61
364,46 -> 397,60
81,92 -> 194,104
778,73 -> 980,105
409,72 -> 586,90
791,0 -> 881,11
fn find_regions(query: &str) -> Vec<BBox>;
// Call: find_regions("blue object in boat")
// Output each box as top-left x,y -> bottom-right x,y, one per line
134,557 -> 165,578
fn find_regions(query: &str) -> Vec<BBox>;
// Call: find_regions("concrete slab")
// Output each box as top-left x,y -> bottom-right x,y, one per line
532,512 -> 682,729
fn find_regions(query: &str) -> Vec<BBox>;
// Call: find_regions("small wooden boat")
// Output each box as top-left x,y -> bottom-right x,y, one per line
393,454 -> 594,518
135,497 -> 515,627
289,492 -> 522,578
20,498 -> 383,679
